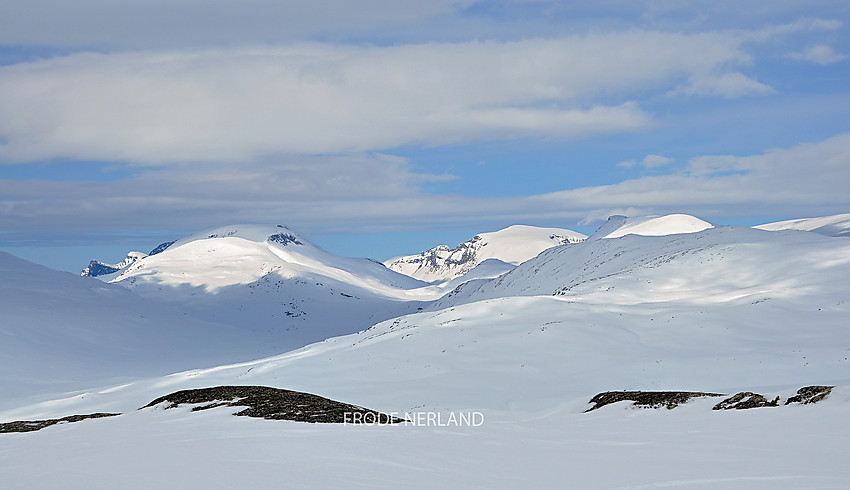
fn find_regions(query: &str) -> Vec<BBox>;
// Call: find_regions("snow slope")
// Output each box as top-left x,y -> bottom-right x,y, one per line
0,252 -> 276,407
385,224 -> 586,283
12,224 -> 847,416
109,225 -> 432,350
431,225 -> 847,310
2,221 -> 849,487
2,392 -> 849,489
2,218 -> 850,488
755,213 -> 850,237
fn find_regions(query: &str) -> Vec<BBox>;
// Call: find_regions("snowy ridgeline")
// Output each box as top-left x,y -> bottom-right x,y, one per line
384,224 -> 587,282
1,213 -> 850,488
755,213 -> 850,237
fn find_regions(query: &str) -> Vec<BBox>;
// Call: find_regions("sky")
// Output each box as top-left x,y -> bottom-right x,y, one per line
1,0 -> 849,272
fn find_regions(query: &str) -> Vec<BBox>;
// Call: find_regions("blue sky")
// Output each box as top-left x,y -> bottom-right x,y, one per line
1,1 -> 849,272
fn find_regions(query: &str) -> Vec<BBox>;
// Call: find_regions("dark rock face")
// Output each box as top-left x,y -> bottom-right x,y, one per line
81,261 -> 121,277
149,240 -> 176,256
712,392 -> 779,410
141,386 -> 403,424
0,413 -> 119,433
585,391 -> 724,412
267,233 -> 303,246
785,385 -> 833,405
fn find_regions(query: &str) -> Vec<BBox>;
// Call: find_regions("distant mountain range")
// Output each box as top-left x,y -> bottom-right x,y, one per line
4,212 -> 850,487
384,224 -> 587,283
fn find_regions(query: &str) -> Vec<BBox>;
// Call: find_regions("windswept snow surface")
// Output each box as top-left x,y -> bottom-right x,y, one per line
109,225 -> 433,350
385,224 -> 586,283
755,213 -> 850,237
2,223 -> 849,488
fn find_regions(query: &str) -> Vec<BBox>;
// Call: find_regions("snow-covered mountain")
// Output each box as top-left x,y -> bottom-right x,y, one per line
81,239 -> 177,280
3,219 -> 849,488
431,224 -> 843,310
107,224 -> 432,349
588,213 -> 714,240
80,251 -> 147,280
755,213 -> 850,237
385,224 -> 586,283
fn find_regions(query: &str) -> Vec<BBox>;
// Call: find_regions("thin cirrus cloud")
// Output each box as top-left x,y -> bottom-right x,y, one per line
1,30 -> 769,165
536,132 -> 850,220
786,44 -> 848,65
670,72 -> 776,98
617,154 -> 674,169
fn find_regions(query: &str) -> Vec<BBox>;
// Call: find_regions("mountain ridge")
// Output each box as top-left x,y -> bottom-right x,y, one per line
755,213 -> 850,237
385,224 -> 586,283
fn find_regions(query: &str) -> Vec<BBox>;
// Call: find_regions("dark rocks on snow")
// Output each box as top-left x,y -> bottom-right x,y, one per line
81,261 -> 121,277
267,233 -> 303,246
0,413 -> 119,433
785,385 -> 833,405
149,240 -> 176,256
586,385 -> 836,413
712,392 -> 779,410
585,391 -> 724,412
141,385 -> 403,424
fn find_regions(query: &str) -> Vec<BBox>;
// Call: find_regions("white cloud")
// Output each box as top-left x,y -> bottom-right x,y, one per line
0,31 -> 761,164
619,154 -> 674,168
641,155 -> 674,168
0,0 -> 474,48
2,133 -> 848,236
537,132 -> 850,220
0,153 -> 457,231
2,1 -> 843,49
748,17 -> 843,41
787,44 -> 848,65
673,72 -> 775,98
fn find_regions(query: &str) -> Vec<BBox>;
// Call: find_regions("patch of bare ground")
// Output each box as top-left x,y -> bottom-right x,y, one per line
585,391 -> 724,412
141,385 -> 404,424
0,413 -> 119,433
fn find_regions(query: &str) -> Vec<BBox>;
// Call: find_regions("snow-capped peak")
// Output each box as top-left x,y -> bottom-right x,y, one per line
80,251 -> 147,279
167,224 -> 306,249
588,213 -> 714,240
115,224 -> 424,294
99,224 -> 430,351
385,224 -> 587,283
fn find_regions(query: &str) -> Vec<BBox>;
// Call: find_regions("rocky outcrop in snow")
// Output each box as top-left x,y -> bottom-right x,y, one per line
80,251 -> 146,278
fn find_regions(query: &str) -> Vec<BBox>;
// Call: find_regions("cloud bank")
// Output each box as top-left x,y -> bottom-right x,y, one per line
2,133 -> 849,236
1,31 -> 768,164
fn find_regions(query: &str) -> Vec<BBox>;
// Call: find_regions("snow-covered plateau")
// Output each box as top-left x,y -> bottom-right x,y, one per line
755,212 -> 850,238
1,214 -> 849,489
